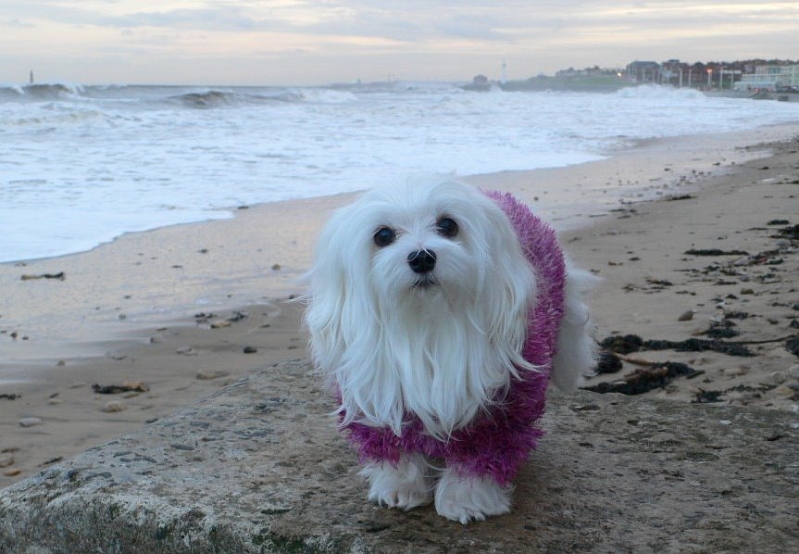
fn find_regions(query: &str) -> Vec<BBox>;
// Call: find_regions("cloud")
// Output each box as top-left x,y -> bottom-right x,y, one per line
3,18 -> 35,28
1,1 -> 797,85
99,6 -> 266,32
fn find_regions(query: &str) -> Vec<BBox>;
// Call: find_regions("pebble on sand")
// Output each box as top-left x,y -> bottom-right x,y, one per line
678,310 -> 695,322
102,400 -> 126,413
18,417 -> 43,428
723,367 -> 748,377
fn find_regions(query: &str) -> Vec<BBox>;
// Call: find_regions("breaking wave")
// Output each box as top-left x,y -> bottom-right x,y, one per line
0,82 -> 361,109
615,84 -> 706,100
169,90 -> 239,109
0,83 -> 86,100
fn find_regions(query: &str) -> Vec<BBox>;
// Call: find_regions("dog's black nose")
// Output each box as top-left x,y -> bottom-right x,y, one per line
407,249 -> 436,274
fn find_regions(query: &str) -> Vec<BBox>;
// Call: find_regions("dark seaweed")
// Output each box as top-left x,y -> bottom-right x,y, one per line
600,334 -> 754,357
595,351 -> 623,374
692,390 -> 724,404
776,224 -> 799,240
583,362 -> 700,395
684,249 -> 749,256
787,337 -> 799,357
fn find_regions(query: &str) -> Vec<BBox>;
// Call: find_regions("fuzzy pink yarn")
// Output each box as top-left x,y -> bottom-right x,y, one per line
340,191 -> 566,485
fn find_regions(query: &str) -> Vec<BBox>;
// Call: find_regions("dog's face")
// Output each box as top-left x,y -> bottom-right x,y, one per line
365,185 -> 486,302
316,178 -> 518,307
372,212 -> 459,291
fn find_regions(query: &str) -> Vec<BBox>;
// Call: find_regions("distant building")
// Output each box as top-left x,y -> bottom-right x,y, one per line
735,64 -> 799,91
659,60 -> 691,86
626,61 -> 661,83
461,74 -> 491,92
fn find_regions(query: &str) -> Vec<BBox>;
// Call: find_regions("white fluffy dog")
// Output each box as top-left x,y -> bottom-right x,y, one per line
305,177 -> 596,523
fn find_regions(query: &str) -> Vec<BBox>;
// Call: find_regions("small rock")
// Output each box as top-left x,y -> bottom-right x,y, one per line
176,346 -> 198,356
772,385 -> 796,397
723,367 -> 747,377
271,263 -> 281,271
210,320 -> 231,329
678,310 -> 694,322
102,400 -> 126,413
3,468 -> 21,477
765,372 -> 787,386
196,370 -> 230,380
0,453 -> 14,468
243,346 -> 258,354
18,417 -> 43,428
788,365 -> 799,379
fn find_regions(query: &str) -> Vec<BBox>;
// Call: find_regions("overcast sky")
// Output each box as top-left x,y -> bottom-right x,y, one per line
1,1 -> 797,86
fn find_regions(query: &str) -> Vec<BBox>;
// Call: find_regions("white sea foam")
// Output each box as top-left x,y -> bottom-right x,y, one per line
1,82 -> 798,263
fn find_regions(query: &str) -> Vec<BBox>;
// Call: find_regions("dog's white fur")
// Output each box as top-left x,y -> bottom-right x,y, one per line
306,177 -> 596,523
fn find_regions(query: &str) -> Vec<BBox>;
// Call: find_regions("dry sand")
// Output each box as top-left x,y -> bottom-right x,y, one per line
2,125 -> 799,486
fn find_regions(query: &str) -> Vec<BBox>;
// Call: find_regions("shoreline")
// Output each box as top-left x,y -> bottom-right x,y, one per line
2,124 -> 799,485
4,123 -> 798,360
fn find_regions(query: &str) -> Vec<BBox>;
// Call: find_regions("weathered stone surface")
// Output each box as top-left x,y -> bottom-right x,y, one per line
1,359 -> 797,553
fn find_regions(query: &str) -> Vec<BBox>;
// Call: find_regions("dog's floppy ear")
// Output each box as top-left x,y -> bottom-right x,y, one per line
476,194 -> 538,373
304,199 -> 378,378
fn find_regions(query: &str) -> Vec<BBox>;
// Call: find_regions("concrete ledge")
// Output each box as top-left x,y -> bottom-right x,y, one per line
1,359 -> 797,553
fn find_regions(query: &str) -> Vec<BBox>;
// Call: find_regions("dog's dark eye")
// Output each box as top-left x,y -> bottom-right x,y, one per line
373,226 -> 396,247
436,217 -> 459,238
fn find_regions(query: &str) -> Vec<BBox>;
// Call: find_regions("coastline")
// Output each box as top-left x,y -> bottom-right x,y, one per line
2,124 -> 799,485
5,123 -> 798,359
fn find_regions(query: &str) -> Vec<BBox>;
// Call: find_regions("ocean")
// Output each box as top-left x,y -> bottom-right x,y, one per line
2,81 -> 798,264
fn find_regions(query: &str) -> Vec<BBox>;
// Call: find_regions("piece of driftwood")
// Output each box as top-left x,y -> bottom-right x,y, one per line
20,272 -> 65,281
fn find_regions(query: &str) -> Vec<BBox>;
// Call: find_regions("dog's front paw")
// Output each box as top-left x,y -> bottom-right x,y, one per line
434,468 -> 512,524
359,454 -> 434,510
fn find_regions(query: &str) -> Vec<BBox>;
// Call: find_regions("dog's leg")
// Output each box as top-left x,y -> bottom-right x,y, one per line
551,266 -> 598,392
359,452 -> 434,510
434,467 -> 512,524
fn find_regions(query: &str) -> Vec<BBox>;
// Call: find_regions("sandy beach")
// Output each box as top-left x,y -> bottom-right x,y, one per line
2,124 -> 799,486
